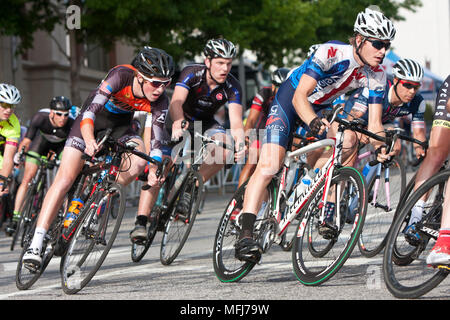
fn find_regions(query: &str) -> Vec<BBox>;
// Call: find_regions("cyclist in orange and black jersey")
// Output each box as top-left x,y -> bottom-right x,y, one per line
22,47 -> 175,267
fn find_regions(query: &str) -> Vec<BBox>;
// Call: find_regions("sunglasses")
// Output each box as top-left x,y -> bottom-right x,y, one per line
0,102 -> 15,109
54,111 -> 69,117
400,80 -> 421,90
366,39 -> 391,51
145,78 -> 171,89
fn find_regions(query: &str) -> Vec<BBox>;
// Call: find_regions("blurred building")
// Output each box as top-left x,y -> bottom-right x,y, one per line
0,24 -> 135,125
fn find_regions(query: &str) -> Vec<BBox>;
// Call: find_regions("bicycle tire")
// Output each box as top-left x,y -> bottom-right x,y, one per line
60,183 -> 125,294
213,180 -> 258,282
358,158 -> 406,257
160,170 -> 203,265
131,207 -> 160,262
292,167 -> 367,286
10,186 -> 36,251
383,169 -> 449,299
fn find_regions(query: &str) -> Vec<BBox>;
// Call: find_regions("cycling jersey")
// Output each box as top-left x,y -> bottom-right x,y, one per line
66,64 -> 169,161
432,75 -> 450,129
266,41 -> 386,149
0,113 -> 21,168
344,80 -> 426,128
24,110 -> 75,164
175,64 -> 242,121
250,86 -> 274,130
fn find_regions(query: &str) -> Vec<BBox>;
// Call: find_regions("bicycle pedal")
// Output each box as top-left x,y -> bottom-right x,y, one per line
437,264 -> 450,271
23,261 -> 40,274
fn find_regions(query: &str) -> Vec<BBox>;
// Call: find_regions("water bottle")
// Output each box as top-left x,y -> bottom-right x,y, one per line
64,198 -> 84,228
257,201 -> 267,219
285,163 -> 298,193
155,186 -> 165,207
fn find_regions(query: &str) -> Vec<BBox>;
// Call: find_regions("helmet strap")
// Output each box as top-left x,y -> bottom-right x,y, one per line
393,80 -> 408,105
355,38 -> 370,66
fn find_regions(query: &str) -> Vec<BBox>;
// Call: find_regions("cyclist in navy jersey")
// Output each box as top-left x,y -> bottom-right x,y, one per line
22,47 -> 175,267
237,67 -> 289,188
235,7 -> 397,262
129,39 -> 245,242
342,58 -> 427,167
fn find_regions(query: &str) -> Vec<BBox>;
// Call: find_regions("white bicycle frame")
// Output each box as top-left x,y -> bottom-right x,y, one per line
268,115 -> 349,244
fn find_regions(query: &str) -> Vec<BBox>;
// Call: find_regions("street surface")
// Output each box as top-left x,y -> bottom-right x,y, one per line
0,191 -> 448,306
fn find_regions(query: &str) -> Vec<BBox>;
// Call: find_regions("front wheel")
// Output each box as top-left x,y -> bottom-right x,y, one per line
383,169 -> 449,299
292,167 -> 367,286
160,171 -> 204,265
60,183 -> 125,294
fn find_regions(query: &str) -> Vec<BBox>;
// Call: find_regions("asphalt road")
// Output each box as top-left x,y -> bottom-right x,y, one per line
0,191 -> 448,306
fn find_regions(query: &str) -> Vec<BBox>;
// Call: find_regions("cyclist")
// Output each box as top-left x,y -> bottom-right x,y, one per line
235,7 -> 396,262
129,38 -> 245,242
5,96 -> 74,235
341,58 -> 427,167
412,74 -> 450,266
237,67 -> 290,188
0,84 -> 21,228
22,47 -> 175,267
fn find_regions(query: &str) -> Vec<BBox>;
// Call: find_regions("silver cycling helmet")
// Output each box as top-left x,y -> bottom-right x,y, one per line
392,58 -> 424,83
271,67 -> 290,86
354,7 -> 396,41
0,83 -> 21,105
203,38 -> 237,59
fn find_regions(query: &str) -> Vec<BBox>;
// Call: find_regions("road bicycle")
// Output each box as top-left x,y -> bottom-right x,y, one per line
131,129 -> 232,265
383,167 -> 450,298
10,151 -> 59,251
213,106 -> 387,285
356,128 -> 426,258
0,174 -> 12,228
59,129 -> 164,294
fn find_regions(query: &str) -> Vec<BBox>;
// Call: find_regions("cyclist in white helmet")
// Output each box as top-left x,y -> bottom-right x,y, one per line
235,7 -> 396,262
0,83 -> 21,196
342,58 -> 427,168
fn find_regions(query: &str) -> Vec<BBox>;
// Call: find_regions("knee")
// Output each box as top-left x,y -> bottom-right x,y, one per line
426,147 -> 447,168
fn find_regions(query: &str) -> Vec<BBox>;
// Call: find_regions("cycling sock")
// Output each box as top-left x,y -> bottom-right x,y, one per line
408,199 -> 424,225
136,215 -> 148,226
239,212 -> 256,239
29,227 -> 47,254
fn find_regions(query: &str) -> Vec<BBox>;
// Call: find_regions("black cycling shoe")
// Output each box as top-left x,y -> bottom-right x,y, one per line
235,237 -> 262,263
318,222 -> 339,240
176,193 -> 191,219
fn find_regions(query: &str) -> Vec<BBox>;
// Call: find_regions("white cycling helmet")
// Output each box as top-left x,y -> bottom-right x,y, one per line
354,8 -> 396,41
0,83 -> 21,105
392,58 -> 424,83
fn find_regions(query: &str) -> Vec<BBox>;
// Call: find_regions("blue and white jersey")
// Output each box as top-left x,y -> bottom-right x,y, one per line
344,80 -> 426,128
288,41 -> 386,106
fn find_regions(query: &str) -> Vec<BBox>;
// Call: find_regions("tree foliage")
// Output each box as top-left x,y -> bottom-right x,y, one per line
1,0 -> 422,68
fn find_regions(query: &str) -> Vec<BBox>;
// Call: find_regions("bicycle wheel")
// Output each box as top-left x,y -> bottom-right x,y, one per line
358,158 -> 406,257
15,198 -> 67,290
131,206 -> 160,262
383,169 -> 449,299
60,182 -> 125,294
292,167 -> 367,286
213,180 -> 258,282
160,170 -> 203,265
10,185 -> 37,251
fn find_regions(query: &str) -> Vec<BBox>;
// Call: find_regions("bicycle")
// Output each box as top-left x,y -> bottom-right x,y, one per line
60,129 -> 164,294
131,129 -> 233,265
213,106 -> 386,285
356,128 -> 426,258
10,151 -> 59,251
383,167 -> 450,298
0,174 -> 12,229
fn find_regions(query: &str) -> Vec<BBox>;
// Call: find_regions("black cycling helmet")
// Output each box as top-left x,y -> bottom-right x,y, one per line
50,96 -> 71,111
271,67 -> 290,86
203,38 -> 237,59
132,46 -> 175,79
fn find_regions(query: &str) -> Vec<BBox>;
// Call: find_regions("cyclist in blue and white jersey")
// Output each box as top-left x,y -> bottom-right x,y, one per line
235,7 -> 396,262
341,58 -> 427,166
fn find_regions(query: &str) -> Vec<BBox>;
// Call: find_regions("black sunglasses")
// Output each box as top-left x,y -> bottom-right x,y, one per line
366,39 -> 391,51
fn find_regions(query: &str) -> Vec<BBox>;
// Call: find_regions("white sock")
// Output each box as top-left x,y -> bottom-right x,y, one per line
408,199 -> 425,226
29,227 -> 47,253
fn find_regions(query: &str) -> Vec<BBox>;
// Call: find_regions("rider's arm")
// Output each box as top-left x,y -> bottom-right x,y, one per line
0,142 -> 18,181
169,85 -> 189,140
244,107 -> 261,132
367,103 -> 386,150
292,74 -> 320,126
228,102 -> 245,150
